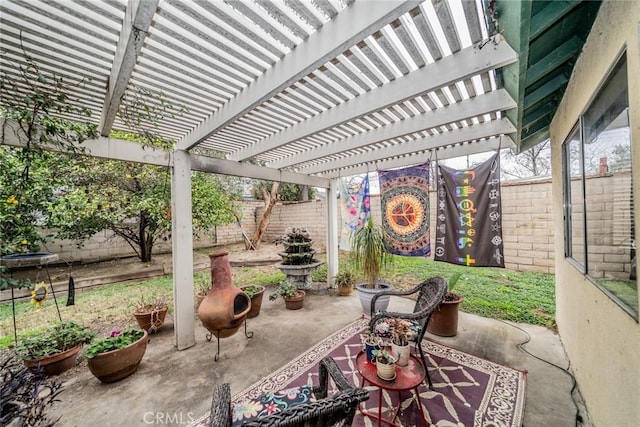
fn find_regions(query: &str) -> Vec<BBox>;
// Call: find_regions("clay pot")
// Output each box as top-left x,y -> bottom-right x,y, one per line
338,284 -> 353,296
427,293 -> 464,337
284,290 -> 305,310
196,293 -> 206,308
242,286 -> 265,318
134,306 -> 168,333
23,344 -> 82,376
87,331 -> 148,383
198,251 -> 251,338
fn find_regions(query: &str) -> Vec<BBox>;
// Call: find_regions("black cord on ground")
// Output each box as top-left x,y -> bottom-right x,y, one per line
497,319 -> 583,427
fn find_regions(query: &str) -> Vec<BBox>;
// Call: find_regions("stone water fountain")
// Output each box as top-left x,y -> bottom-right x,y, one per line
275,227 -> 323,290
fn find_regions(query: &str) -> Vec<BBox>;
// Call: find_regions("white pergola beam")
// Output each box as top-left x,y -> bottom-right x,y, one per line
302,118 -> 516,175
178,0 -> 421,150
319,135 -> 515,179
99,0 -> 159,137
190,154 -> 330,188
1,118 -> 327,187
268,89 -> 516,169
0,118 -> 171,166
229,39 -> 517,161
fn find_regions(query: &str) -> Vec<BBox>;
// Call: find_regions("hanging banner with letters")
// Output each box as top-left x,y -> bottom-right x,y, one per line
338,175 -> 371,250
379,163 -> 431,257
434,153 -> 504,267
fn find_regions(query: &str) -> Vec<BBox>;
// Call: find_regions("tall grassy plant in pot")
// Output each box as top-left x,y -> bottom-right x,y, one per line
350,218 -> 393,315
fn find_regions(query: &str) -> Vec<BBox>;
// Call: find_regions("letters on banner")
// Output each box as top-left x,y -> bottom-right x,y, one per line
435,153 -> 504,267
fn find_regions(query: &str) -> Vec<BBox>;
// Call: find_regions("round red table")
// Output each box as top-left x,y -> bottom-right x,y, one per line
356,351 -> 429,426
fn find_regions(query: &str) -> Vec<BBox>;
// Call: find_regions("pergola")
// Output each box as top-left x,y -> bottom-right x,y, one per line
0,0 -> 600,349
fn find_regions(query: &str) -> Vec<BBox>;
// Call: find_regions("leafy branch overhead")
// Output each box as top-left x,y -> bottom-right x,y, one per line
0,44 -> 239,264
0,40 -> 97,257
117,85 -> 187,150
0,41 -> 97,161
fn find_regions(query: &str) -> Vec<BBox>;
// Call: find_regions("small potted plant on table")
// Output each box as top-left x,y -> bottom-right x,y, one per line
390,318 -> 411,367
361,330 -> 383,362
372,348 -> 396,381
84,327 -> 148,383
16,321 -> 94,376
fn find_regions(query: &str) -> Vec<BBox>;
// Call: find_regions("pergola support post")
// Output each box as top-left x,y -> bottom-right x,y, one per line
171,150 -> 196,350
326,179 -> 340,290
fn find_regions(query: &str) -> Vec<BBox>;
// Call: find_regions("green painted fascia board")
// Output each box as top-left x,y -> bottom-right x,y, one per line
522,116 -> 551,138
525,36 -> 583,86
495,0 -> 532,151
522,102 -> 556,127
529,0 -> 581,40
523,73 -> 568,109
520,128 -> 550,152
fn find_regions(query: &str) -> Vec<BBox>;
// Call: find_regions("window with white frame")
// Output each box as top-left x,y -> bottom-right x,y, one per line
562,53 -> 636,318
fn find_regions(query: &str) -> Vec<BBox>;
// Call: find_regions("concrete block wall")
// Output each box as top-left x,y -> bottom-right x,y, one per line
45,174 -> 628,276
500,178 -> 555,273
45,200 -> 263,263
256,200 -> 327,251
212,200 -> 263,247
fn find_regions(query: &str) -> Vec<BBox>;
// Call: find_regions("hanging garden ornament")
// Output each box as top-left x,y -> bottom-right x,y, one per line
30,281 -> 48,307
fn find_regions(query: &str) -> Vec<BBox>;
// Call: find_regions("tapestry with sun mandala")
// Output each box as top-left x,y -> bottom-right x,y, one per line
378,163 -> 431,257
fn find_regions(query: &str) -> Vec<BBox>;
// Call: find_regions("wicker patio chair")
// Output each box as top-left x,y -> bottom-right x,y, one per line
369,276 -> 447,389
209,356 -> 369,426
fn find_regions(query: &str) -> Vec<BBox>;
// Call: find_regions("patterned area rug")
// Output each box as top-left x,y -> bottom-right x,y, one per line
191,318 -> 526,426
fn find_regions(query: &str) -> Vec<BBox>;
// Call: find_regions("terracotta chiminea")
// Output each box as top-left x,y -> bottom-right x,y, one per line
197,251 -> 251,338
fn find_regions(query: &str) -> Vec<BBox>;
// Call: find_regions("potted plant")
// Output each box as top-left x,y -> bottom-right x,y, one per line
84,327 -> 148,383
389,318 -> 411,367
372,348 -> 396,381
16,321 -> 95,376
334,268 -> 355,296
361,330 -> 383,362
133,294 -> 169,333
240,284 -> 266,318
427,272 -> 464,337
350,218 -> 393,315
195,274 -> 209,308
269,280 -> 305,310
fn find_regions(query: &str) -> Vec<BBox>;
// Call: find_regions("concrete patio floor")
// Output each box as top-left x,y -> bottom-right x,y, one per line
44,284 -> 588,427
9,246 -> 587,426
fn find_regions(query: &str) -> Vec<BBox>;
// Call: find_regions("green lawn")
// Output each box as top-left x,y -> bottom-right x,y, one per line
0,251 -> 556,349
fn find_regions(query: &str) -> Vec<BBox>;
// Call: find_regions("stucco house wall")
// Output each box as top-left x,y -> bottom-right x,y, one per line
549,1 -> 640,425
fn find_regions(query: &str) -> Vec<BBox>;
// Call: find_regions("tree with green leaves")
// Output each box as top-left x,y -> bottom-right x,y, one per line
1,45 -> 240,263
1,42 -> 97,257
46,149 -> 239,262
